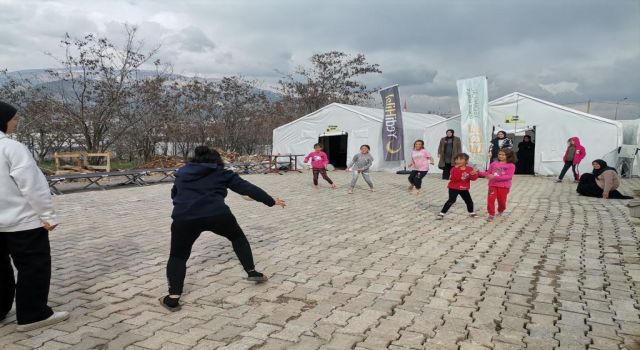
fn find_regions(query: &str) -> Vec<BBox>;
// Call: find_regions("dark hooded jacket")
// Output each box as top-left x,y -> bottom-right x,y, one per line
171,162 -> 275,220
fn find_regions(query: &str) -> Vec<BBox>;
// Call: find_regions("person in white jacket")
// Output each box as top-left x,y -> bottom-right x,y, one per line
0,101 -> 68,331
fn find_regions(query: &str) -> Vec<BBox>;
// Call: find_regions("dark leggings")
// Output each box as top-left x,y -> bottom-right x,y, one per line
167,214 -> 255,295
441,189 -> 474,213
408,170 -> 428,189
1,228 -> 54,325
312,168 -> 333,186
442,163 -> 452,180
559,161 -> 578,180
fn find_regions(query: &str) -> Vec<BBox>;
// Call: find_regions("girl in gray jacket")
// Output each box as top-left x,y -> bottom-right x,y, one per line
347,145 -> 374,193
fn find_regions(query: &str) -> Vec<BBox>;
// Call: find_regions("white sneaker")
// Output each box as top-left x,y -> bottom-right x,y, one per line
16,311 -> 69,332
436,213 -> 445,220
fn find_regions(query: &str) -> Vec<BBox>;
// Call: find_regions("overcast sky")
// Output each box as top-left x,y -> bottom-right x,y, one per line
0,0 -> 638,118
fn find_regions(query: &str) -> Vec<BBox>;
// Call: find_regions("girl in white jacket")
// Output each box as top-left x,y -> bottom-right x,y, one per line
0,101 -> 68,331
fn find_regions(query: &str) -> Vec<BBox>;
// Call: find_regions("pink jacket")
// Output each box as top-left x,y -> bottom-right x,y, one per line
304,151 -> 329,169
563,137 -> 586,165
480,162 -> 516,189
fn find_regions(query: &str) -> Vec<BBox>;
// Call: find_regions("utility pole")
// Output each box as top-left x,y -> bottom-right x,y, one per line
586,99 -> 591,113
615,97 -> 628,120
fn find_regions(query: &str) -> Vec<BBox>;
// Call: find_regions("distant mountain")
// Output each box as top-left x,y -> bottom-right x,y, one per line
1,68 -> 282,101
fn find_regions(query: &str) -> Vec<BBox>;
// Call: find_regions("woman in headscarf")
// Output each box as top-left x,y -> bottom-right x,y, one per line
437,129 -> 462,180
576,159 -> 633,199
516,135 -> 535,175
488,131 -> 513,163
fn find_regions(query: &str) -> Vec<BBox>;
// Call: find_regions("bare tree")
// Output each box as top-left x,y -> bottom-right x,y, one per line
278,51 -> 382,115
46,25 -> 159,152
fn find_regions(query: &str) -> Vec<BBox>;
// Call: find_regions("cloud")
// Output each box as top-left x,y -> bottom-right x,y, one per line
539,82 -> 580,95
0,0 -> 638,118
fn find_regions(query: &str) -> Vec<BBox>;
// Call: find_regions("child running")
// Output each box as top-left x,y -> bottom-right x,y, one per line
161,146 -> 286,311
480,148 -> 516,222
347,145 -> 374,194
408,139 -> 434,195
304,143 -> 336,189
436,153 -> 479,219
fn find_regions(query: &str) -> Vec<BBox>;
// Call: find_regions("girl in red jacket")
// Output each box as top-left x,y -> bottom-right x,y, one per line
557,137 -> 586,182
436,153 -> 479,219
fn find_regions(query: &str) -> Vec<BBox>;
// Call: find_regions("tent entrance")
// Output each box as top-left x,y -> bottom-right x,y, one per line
504,126 -> 536,175
319,132 -> 348,169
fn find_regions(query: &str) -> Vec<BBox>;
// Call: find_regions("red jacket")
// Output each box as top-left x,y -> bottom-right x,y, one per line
448,166 -> 479,190
563,137 -> 586,165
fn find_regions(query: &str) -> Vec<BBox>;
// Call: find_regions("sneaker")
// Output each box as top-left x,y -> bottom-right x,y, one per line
159,296 -> 181,312
469,212 -> 478,218
555,179 -> 562,183
247,270 -> 268,283
486,216 -> 495,222
436,213 -> 445,220
497,211 -> 510,217
16,311 -> 70,332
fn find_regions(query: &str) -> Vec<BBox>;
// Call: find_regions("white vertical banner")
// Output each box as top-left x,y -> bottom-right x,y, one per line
457,76 -> 489,168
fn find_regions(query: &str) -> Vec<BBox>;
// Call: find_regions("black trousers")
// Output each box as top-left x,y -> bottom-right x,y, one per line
441,189 -> 474,213
559,161 -> 578,180
442,163 -> 452,180
0,228 -> 54,325
408,171 -> 428,189
312,168 -> 333,186
167,214 -> 255,295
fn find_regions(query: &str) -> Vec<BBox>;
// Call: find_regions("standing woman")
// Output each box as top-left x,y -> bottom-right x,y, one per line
0,101 -> 69,331
516,135 -> 535,174
162,146 -> 286,311
557,137 -> 586,183
437,129 -> 462,180
489,131 -> 513,163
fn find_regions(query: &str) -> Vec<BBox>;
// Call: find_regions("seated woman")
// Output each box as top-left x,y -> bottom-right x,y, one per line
577,159 -> 633,199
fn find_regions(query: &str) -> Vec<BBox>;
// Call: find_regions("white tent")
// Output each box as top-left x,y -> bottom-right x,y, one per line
620,119 -> 640,176
272,103 -> 444,171
424,92 -> 623,175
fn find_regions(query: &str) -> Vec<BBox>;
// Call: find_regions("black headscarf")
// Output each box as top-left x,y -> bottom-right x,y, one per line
0,101 -> 18,133
592,159 -> 616,177
446,129 -> 455,138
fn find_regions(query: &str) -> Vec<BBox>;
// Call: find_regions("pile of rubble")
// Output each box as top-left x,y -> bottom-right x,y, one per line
141,152 -> 269,169
141,155 -> 185,169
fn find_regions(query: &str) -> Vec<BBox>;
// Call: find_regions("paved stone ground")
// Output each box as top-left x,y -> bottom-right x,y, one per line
2,172 -> 640,350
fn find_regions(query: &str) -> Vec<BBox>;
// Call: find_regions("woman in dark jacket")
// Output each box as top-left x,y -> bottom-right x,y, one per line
489,131 -> 513,163
516,135 -> 535,174
437,129 -> 462,180
161,146 -> 286,311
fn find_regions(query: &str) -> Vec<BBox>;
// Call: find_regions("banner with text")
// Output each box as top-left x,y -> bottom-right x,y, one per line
457,76 -> 489,169
380,85 -> 405,161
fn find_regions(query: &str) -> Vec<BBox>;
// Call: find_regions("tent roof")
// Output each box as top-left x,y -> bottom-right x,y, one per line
274,102 -> 443,130
492,92 -> 621,127
423,91 -> 622,128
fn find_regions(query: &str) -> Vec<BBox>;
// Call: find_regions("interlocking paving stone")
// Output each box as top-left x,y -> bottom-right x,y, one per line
1,173 -> 639,349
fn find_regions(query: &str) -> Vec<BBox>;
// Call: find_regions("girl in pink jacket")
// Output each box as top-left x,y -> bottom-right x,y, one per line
557,137 -> 586,182
304,143 -> 336,189
480,149 -> 516,221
